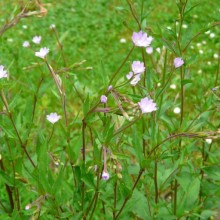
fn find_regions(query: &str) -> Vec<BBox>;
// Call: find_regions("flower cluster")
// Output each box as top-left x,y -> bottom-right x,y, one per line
126,61 -> 145,86
23,35 -> 50,60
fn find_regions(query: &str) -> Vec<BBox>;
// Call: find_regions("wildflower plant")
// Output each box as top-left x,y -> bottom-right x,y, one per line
0,1 -> 220,220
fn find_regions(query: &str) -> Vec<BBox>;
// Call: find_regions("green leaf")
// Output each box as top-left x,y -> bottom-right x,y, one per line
0,170 -> 14,186
181,79 -> 193,86
83,94 -> 90,116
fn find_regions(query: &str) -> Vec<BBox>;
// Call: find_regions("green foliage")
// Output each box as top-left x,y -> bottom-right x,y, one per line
0,0 -> 220,219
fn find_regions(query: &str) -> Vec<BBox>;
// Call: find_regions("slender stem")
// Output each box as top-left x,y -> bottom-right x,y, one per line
126,0 -> 141,30
142,119 -> 146,157
214,48 -> 220,87
0,90 -> 36,168
154,160 -> 158,204
32,78 -> 44,122
62,92 -> 68,127
48,125 -> 55,144
113,116 -> 141,137
182,23 -> 220,53
180,66 -> 184,126
0,159 -> 14,210
52,28 -> 67,66
89,192 -> 99,220
108,46 -> 134,86
156,71 -> 174,101
142,47 -> 147,88
0,199 -> 8,213
114,169 -> 144,220
173,179 -> 178,215
82,120 -> 86,162
113,180 -> 117,219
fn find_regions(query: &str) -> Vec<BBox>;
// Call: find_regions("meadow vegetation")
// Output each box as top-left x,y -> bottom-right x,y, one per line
0,0 -> 220,219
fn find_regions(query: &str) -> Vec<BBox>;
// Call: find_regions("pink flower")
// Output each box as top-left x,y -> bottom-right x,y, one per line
131,61 -> 145,74
35,47 -> 49,59
174,57 -> 184,68
100,95 -> 107,103
132,31 -> 153,47
126,72 -> 141,86
0,65 -> 7,78
146,46 -> 153,54
32,36 -> 42,44
138,97 -> 157,114
46,112 -> 61,124
102,171 -> 110,180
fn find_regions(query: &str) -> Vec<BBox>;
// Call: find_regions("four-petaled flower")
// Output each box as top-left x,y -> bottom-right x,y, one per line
32,36 -> 42,44
46,112 -> 61,124
23,41 -> 30,48
102,171 -> 110,180
132,61 -> 145,74
100,95 -> 107,103
138,97 -> 157,114
132,31 -> 153,47
0,65 -> 7,79
35,47 -> 49,59
174,57 -> 184,68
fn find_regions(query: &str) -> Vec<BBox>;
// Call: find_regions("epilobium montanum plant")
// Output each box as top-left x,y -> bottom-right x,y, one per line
0,1 -> 220,219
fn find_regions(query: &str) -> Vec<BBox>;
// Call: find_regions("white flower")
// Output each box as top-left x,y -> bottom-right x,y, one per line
32,36 -> 42,44
207,61 -> 211,65
173,107 -> 181,114
102,171 -> 110,180
46,112 -> 61,124
50,24 -> 56,29
205,139 -> 212,144
23,41 -> 30,48
120,38 -> 126,43
146,46 -> 153,54
35,47 -> 49,59
131,61 -> 145,74
170,84 -> 176,89
210,33 -> 215,38
138,97 -> 157,114
157,82 -> 161,87
199,50 -> 204,54
205,30 -> 210,35
156,47 -> 161,54
182,24 -> 188,29
196,43 -> 201,47
25,204 -> 31,210
0,65 -> 7,78
214,53 -> 218,59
